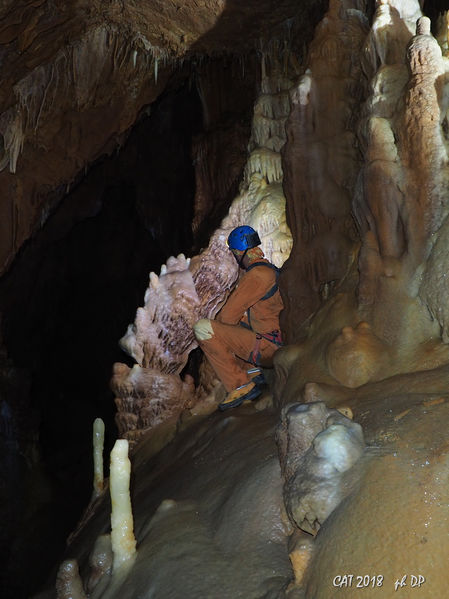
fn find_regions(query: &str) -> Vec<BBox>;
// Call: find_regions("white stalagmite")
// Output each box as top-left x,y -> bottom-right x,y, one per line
92,418 -> 105,500
110,439 -> 137,571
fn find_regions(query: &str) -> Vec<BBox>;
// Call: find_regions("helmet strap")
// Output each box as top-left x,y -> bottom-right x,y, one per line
238,249 -> 248,269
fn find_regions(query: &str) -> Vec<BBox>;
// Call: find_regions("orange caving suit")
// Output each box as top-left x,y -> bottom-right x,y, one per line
196,257 -> 284,392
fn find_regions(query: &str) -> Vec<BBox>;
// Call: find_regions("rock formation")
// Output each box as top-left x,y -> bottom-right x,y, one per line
111,51 -> 293,442
280,0 -> 367,336
325,321 -> 391,388
4,0 -> 449,598
0,0 -> 319,276
277,401 -> 365,535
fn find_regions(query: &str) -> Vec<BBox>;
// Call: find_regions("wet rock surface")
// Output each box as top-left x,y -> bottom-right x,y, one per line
46,408 -> 293,599
302,389 -> 449,598
277,402 -> 365,535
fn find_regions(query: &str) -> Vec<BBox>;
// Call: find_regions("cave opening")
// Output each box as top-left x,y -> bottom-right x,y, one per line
0,78 -> 204,599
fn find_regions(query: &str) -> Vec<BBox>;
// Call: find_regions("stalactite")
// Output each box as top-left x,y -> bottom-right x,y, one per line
0,108 -> 25,174
244,148 -> 283,184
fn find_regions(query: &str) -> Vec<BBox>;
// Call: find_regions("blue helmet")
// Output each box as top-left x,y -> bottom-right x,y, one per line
227,226 -> 261,251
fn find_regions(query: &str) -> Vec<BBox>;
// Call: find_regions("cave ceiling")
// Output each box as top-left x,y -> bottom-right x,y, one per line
0,0 -> 327,275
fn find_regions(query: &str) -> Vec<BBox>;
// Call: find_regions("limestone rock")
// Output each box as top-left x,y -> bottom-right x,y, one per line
281,0 -> 366,337
111,363 -> 195,440
325,321 -> 390,388
277,401 -> 365,534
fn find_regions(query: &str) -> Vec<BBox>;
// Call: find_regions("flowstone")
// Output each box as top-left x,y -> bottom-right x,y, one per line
46,409 -> 294,599
277,402 -> 365,535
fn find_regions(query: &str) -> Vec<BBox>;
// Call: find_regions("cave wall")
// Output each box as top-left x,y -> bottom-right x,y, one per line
0,81 -> 204,598
281,0 -> 366,338
4,0 -> 449,598
280,0 -> 449,350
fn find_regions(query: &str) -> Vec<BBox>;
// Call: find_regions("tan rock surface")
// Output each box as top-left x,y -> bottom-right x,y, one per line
303,391 -> 449,598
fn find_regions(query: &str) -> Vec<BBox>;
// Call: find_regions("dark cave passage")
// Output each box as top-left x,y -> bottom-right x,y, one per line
423,0 -> 449,25
0,37 -> 258,595
0,80 -> 204,599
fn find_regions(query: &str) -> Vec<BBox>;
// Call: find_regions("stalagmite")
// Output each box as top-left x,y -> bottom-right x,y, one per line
87,534 -> 113,594
92,418 -> 105,500
109,439 -> 136,572
325,322 -> 391,388
56,560 -> 87,599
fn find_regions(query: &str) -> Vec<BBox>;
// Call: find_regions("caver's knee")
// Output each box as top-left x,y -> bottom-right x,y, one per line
193,318 -> 214,341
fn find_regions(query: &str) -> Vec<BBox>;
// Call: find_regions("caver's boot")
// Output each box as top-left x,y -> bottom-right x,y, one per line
247,367 -> 266,387
218,381 -> 262,411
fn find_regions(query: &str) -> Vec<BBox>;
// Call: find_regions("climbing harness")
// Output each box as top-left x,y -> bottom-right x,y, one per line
245,262 -> 283,342
245,261 -> 280,301
240,261 -> 284,364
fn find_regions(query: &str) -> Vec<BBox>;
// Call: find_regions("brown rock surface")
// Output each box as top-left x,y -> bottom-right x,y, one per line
5,1 -> 449,597
55,408 -> 294,599
325,321 -> 391,388
281,0 -> 366,338
302,390 -> 449,598
0,0 -> 323,275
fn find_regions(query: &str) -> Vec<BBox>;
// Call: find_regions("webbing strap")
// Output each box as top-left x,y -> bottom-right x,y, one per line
249,335 -> 263,365
246,262 -> 280,300
245,261 -> 280,329
240,321 -> 283,347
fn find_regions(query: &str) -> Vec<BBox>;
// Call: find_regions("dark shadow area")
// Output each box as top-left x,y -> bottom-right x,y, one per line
0,80 -> 202,599
189,53 -> 258,252
423,0 -> 449,33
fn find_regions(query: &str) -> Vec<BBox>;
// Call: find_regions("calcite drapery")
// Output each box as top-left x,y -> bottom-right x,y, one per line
281,0 -> 367,338
111,245 -> 238,440
119,254 -> 200,372
112,51 -> 294,441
